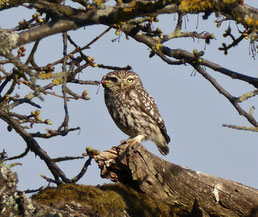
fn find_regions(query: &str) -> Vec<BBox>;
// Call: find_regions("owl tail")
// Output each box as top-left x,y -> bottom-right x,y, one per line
157,143 -> 169,156
157,129 -> 170,155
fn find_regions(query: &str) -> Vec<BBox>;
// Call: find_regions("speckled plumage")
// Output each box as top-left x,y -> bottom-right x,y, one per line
102,70 -> 170,155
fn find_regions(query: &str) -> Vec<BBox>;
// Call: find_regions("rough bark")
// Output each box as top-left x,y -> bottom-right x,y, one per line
95,141 -> 258,217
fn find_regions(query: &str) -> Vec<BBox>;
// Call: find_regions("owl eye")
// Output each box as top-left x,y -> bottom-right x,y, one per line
108,77 -> 118,83
127,78 -> 133,83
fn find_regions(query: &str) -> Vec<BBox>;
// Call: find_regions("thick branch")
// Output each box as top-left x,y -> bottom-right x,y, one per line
122,24 -> 258,88
10,1 -> 258,49
96,142 -> 258,217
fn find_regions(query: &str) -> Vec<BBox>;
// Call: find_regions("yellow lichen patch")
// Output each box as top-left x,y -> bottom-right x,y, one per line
238,91 -> 257,102
180,0 -> 213,13
236,17 -> 242,23
52,78 -> 63,85
123,2 -> 136,13
93,0 -> 105,7
245,17 -> 258,29
129,1 -> 136,7
124,7 -> 133,12
152,43 -> 163,53
0,0 -> 9,7
38,72 -> 53,80
155,43 -> 163,50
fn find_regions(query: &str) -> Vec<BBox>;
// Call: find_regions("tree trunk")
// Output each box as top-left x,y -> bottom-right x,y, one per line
95,142 -> 258,217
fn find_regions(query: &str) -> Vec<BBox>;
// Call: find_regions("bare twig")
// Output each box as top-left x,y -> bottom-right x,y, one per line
69,79 -> 101,85
222,124 -> 258,132
97,64 -> 132,71
7,98 -> 41,110
52,156 -> 84,163
31,127 -> 81,138
58,32 -> 69,133
0,73 -> 14,94
193,65 -> 258,127
71,156 -> 93,183
48,26 -> 112,67
4,147 -> 30,161
24,186 -> 44,194
25,39 -> 40,66
40,174 -> 61,185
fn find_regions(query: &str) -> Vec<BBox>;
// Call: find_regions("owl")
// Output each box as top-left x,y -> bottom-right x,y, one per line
102,70 -> 170,156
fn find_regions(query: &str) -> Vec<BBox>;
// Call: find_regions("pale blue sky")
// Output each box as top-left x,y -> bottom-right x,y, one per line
0,1 -> 257,191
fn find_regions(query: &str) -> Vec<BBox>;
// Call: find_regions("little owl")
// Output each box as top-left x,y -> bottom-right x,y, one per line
102,70 -> 170,155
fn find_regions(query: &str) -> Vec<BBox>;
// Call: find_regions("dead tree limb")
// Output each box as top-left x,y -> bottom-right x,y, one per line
96,142 -> 258,217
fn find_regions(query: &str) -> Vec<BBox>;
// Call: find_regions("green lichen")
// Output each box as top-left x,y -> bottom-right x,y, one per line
0,28 -> 18,55
100,184 -> 173,217
32,183 -> 174,217
32,184 -> 126,216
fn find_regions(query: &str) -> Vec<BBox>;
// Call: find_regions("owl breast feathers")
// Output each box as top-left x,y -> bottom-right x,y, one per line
102,70 -> 170,156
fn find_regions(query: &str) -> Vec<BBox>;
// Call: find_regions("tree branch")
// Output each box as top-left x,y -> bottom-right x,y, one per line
121,23 -> 258,88
0,110 -> 69,184
9,1 -> 257,50
193,65 -> 258,128
96,142 -> 258,217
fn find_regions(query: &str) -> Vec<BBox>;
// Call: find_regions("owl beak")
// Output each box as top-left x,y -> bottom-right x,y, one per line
120,81 -> 124,89
101,76 -> 110,88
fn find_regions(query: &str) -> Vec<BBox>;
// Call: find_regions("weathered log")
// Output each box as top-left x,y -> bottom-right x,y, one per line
95,142 -> 258,217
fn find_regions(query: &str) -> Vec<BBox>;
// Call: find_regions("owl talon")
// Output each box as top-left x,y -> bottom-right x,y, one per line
126,138 -> 140,145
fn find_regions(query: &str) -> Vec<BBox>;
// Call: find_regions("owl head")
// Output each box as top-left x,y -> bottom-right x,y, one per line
102,70 -> 143,92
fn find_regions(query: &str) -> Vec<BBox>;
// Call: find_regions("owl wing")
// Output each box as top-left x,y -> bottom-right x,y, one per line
130,88 -> 170,144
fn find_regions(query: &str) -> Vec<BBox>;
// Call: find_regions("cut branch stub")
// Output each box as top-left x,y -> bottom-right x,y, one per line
95,142 -> 258,217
